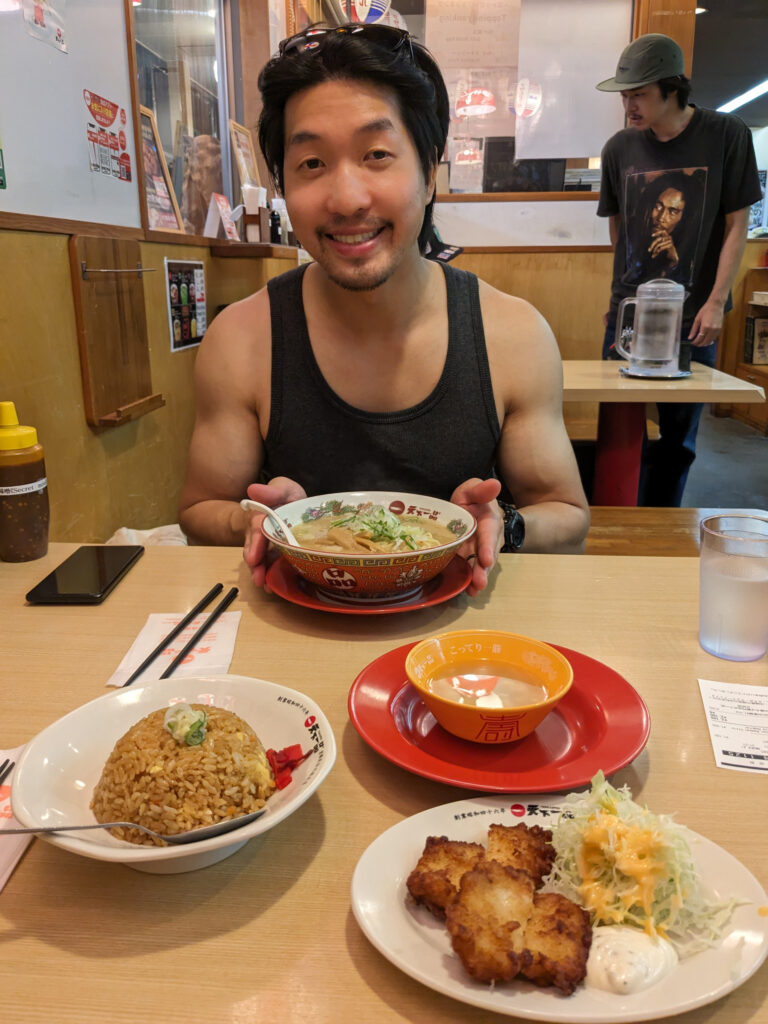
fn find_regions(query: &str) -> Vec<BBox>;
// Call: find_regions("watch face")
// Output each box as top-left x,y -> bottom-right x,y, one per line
505,509 -> 524,550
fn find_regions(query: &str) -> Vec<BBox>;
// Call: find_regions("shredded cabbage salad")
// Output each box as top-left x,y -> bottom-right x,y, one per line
332,504 -> 435,551
544,772 -> 741,958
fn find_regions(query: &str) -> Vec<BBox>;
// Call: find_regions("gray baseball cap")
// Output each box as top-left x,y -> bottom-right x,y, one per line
596,33 -> 685,92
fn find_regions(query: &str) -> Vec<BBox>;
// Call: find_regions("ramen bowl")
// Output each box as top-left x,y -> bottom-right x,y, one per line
404,629 -> 573,744
261,491 -> 476,602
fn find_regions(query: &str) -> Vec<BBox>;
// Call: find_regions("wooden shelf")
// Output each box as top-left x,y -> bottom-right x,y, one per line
210,241 -> 297,259
735,361 -> 768,434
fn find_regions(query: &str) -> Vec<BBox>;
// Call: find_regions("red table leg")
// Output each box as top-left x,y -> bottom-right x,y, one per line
592,403 -> 647,506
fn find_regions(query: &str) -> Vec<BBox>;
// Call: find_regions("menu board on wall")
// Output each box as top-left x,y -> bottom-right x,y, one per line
0,0 -> 141,227
165,259 -> 207,351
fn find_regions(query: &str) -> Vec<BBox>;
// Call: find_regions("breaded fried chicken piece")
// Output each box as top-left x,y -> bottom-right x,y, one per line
519,892 -> 592,995
486,823 -> 556,886
445,861 -> 536,983
406,836 -> 485,918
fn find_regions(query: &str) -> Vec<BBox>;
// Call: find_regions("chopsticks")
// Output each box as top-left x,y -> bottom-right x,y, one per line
160,586 -> 239,679
121,583 -> 238,687
0,759 -> 15,786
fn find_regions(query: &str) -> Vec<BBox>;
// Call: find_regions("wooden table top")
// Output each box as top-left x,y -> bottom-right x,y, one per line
562,360 -> 767,403
585,506 -> 768,557
2,544 -> 766,1024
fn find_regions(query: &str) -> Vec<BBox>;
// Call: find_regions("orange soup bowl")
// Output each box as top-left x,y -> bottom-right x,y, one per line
404,630 -> 573,744
260,491 -> 476,602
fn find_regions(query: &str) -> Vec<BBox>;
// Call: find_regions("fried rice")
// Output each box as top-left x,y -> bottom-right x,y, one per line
90,704 -> 275,846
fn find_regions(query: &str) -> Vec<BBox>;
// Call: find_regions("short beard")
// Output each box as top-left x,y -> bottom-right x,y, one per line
323,267 -> 394,292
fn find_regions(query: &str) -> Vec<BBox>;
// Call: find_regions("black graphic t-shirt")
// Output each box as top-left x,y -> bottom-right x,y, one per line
598,106 -> 762,321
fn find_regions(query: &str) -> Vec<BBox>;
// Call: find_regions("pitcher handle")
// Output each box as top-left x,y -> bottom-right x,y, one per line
614,297 -> 636,360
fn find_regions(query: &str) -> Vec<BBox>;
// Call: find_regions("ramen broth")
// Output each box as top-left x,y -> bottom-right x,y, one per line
292,509 -> 457,553
428,664 -> 548,708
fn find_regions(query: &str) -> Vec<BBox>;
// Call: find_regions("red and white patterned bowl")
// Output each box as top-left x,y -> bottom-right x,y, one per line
262,491 -> 476,602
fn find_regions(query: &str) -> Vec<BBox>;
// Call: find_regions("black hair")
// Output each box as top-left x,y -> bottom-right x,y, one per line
658,75 -> 691,109
257,25 -> 449,254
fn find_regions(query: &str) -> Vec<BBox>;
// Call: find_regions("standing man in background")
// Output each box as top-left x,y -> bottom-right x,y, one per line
596,33 -> 761,506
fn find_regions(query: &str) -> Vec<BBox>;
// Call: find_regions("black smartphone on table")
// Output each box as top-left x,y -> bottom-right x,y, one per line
25,545 -> 144,605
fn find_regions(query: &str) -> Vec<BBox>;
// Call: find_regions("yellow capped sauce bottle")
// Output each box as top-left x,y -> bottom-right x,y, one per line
0,402 -> 50,561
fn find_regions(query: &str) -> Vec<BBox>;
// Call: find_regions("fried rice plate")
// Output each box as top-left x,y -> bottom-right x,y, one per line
91,704 -> 276,846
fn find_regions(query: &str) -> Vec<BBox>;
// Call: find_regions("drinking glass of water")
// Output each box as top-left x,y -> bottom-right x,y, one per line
699,514 -> 768,662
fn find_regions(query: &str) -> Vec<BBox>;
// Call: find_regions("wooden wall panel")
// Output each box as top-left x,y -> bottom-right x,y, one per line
453,251 -> 613,360
633,0 -> 696,69
0,231 -> 279,544
453,250 -> 614,426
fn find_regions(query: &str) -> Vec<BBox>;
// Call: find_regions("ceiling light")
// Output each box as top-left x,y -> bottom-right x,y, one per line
717,79 -> 768,113
695,7 -> 707,13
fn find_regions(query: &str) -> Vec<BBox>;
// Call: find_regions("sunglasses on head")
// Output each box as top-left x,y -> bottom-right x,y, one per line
278,23 -> 415,62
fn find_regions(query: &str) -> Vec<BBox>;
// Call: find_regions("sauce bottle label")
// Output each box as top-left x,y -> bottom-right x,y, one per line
0,477 -> 48,496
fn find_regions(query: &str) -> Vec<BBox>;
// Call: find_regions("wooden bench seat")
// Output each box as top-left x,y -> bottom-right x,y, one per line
585,506 -> 766,556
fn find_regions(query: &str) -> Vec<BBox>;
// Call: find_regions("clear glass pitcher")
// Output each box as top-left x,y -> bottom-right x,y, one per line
615,279 -> 686,376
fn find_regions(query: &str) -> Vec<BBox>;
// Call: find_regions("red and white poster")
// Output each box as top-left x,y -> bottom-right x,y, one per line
84,92 -> 131,182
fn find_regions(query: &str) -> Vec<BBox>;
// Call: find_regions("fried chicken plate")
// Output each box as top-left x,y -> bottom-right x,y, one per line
406,823 -> 592,995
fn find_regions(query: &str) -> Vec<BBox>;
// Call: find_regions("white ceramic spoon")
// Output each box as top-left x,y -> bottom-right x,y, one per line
240,498 -> 300,546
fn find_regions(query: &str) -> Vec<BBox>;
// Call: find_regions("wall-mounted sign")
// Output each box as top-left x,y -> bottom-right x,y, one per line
165,259 -> 206,351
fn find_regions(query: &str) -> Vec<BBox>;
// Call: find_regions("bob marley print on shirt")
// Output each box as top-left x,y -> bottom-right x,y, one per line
623,167 -> 707,290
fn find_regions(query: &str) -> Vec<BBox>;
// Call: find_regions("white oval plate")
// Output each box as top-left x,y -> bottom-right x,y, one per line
351,796 -> 768,1022
13,674 -> 336,873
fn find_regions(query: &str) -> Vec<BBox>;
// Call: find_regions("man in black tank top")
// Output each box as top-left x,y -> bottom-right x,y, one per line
179,24 -> 589,595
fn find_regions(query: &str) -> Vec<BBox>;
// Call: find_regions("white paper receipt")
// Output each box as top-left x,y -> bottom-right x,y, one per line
698,678 -> 768,774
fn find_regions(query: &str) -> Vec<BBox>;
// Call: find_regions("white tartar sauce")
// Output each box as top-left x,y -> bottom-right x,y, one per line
586,927 -> 678,994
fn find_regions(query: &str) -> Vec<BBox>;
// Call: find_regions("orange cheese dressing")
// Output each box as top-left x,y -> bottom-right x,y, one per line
576,812 -> 672,931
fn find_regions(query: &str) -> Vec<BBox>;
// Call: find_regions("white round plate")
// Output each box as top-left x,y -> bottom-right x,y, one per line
12,674 -> 336,873
351,796 -> 768,1022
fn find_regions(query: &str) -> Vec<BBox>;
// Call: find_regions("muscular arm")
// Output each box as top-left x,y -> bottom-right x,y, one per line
689,206 -> 750,346
482,285 -> 590,554
178,292 -> 270,545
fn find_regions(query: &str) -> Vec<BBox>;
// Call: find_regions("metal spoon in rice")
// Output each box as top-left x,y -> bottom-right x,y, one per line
2,808 -> 267,845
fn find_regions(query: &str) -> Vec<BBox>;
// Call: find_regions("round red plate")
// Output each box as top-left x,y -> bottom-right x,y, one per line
348,642 -> 650,792
266,556 -> 472,615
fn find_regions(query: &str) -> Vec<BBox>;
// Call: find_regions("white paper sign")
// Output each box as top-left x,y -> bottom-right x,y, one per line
698,678 -> 768,774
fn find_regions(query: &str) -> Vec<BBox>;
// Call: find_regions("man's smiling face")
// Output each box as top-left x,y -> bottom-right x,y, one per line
282,78 -> 435,292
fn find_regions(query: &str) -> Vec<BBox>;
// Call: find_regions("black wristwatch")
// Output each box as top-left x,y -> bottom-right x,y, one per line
499,501 -> 525,553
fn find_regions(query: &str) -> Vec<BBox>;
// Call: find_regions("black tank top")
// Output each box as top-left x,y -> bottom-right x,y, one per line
263,263 -> 501,500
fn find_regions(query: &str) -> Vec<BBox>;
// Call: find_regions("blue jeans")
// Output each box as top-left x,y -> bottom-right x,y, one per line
602,322 -> 717,506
